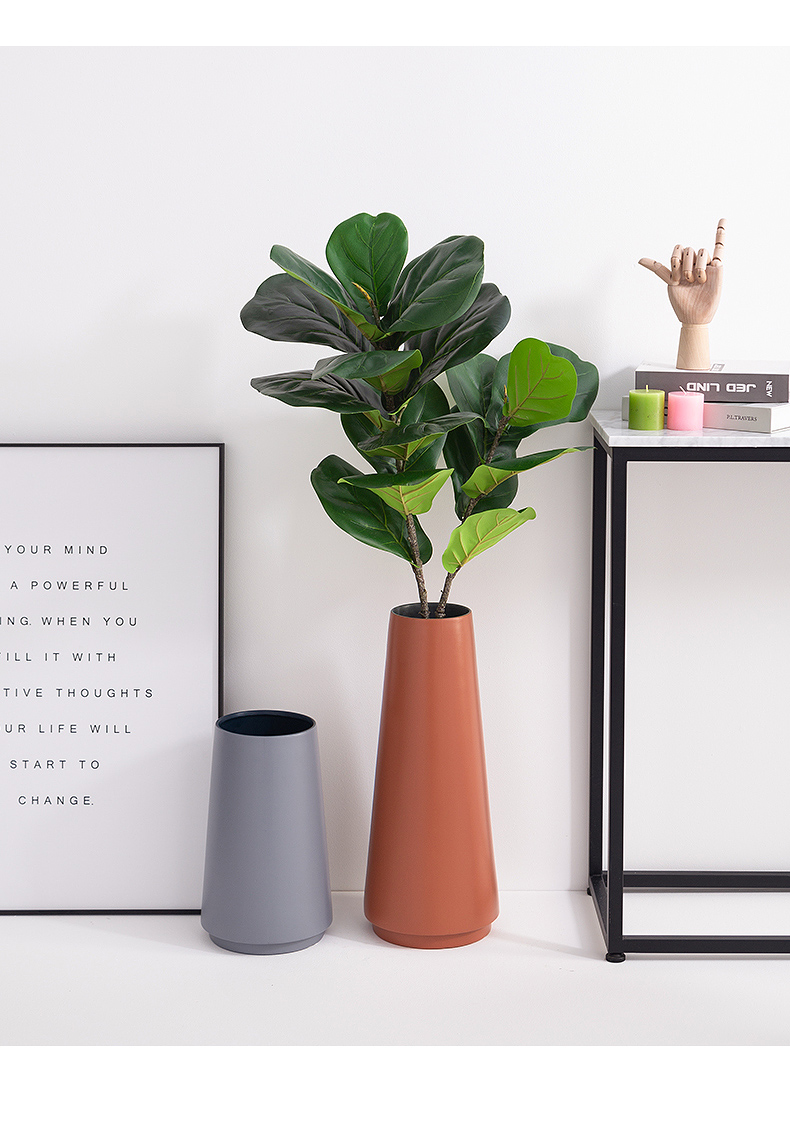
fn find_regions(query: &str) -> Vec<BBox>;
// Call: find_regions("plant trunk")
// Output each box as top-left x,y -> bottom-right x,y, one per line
404,513 -> 429,617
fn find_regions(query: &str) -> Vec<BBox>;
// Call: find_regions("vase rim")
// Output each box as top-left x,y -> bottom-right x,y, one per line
216,709 -> 316,737
390,602 -> 471,620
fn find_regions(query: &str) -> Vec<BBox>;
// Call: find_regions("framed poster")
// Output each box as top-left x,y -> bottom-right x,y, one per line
0,444 -> 223,912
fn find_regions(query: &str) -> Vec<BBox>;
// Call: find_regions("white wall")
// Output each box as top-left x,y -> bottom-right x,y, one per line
2,46 -> 789,891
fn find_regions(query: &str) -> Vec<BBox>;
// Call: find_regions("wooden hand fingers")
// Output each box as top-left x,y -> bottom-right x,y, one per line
638,257 -> 672,284
640,222 -> 726,286
681,246 -> 695,281
695,249 -> 710,283
670,244 -> 683,283
712,217 -> 726,263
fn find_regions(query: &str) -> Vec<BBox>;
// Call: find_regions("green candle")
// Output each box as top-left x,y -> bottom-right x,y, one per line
629,387 -> 665,430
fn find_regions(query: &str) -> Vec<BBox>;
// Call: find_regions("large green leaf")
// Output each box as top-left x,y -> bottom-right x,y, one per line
400,381 -> 451,426
311,455 -> 432,563
341,413 -> 398,473
340,468 -> 453,517
546,342 -> 599,420
325,213 -> 408,318
395,383 -> 453,472
447,353 -> 496,417
341,384 -> 451,474
442,420 -> 495,515
359,432 -> 443,468
270,244 -> 384,341
406,284 -> 511,391
441,507 -> 536,573
356,412 -> 480,457
444,355 -> 497,488
447,353 -> 509,442
313,349 -> 421,395
460,447 -> 584,499
507,342 -> 599,439
251,370 -> 383,414
240,273 -> 372,353
383,236 -> 485,335
441,412 -> 517,517
443,355 -> 514,515
504,338 -> 577,427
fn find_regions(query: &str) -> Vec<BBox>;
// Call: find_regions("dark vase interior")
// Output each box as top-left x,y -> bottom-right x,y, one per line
391,603 -> 470,619
217,710 -> 314,737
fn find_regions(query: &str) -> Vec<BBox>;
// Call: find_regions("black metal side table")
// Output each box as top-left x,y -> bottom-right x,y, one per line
588,409 -> 790,960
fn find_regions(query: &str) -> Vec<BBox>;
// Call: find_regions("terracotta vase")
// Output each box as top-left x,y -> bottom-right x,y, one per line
364,602 -> 499,949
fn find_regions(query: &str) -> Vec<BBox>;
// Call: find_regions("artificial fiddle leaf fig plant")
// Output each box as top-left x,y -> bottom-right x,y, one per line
241,211 -> 599,618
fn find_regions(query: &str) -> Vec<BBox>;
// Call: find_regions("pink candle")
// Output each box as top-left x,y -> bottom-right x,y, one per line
667,390 -> 704,431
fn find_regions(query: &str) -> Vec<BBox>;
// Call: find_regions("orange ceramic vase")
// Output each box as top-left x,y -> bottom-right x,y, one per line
364,603 -> 499,949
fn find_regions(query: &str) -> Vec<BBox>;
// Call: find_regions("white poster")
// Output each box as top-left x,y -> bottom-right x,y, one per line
0,445 -> 222,911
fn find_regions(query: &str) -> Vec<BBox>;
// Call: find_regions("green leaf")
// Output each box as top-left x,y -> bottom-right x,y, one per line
270,244 -> 384,341
460,447 -> 584,499
251,370 -> 383,414
311,455 -> 432,563
356,412 -> 480,457
504,338 -> 577,427
447,353 -> 496,417
508,342 -> 600,439
341,384 -> 451,474
341,413 -> 398,473
325,212 -> 408,318
383,235 -> 485,335
313,350 -> 421,395
406,284 -> 511,390
444,355 -> 514,515
400,381 -> 451,426
396,383 -> 453,471
240,273 -> 372,353
358,432 -> 442,467
340,468 -> 453,517
486,355 -> 511,432
441,507 -> 536,573
546,343 -> 599,420
447,352 -> 509,438
443,419 -> 512,517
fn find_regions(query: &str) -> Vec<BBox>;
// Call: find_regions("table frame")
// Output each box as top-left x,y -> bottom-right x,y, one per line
589,428 -> 790,960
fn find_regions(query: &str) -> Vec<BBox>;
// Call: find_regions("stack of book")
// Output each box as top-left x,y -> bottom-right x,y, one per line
622,361 -> 790,433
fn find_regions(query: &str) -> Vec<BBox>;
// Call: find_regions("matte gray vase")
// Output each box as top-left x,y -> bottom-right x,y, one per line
201,710 -> 332,954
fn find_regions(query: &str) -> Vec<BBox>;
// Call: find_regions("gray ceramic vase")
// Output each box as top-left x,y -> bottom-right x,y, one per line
201,710 -> 332,954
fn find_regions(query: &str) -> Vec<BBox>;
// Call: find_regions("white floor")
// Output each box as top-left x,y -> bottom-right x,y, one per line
2,891 -> 790,1046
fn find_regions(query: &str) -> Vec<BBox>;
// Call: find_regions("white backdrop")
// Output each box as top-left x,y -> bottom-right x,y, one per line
2,46 -> 789,892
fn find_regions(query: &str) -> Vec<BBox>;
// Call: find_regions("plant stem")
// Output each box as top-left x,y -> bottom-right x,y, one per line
394,454 -> 429,617
435,568 -> 459,617
436,415 -> 513,617
405,514 -> 430,617
486,414 -> 510,465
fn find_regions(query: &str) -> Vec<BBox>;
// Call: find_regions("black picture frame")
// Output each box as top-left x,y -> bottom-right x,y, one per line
0,443 -> 224,914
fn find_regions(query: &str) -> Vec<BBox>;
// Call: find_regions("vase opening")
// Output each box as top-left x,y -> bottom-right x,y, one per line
391,602 -> 470,620
216,710 -> 315,737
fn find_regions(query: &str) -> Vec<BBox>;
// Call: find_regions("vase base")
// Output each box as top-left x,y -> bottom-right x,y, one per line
371,924 -> 491,949
208,931 -> 325,955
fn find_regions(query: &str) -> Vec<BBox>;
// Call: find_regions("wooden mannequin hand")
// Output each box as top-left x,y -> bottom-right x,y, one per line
639,218 -> 726,324
638,219 -> 726,369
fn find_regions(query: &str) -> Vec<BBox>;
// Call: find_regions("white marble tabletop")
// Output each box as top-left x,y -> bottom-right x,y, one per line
591,409 -> 790,450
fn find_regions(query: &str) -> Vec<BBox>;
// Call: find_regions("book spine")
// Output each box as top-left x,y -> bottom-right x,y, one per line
634,374 -> 789,402
701,404 -> 785,433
